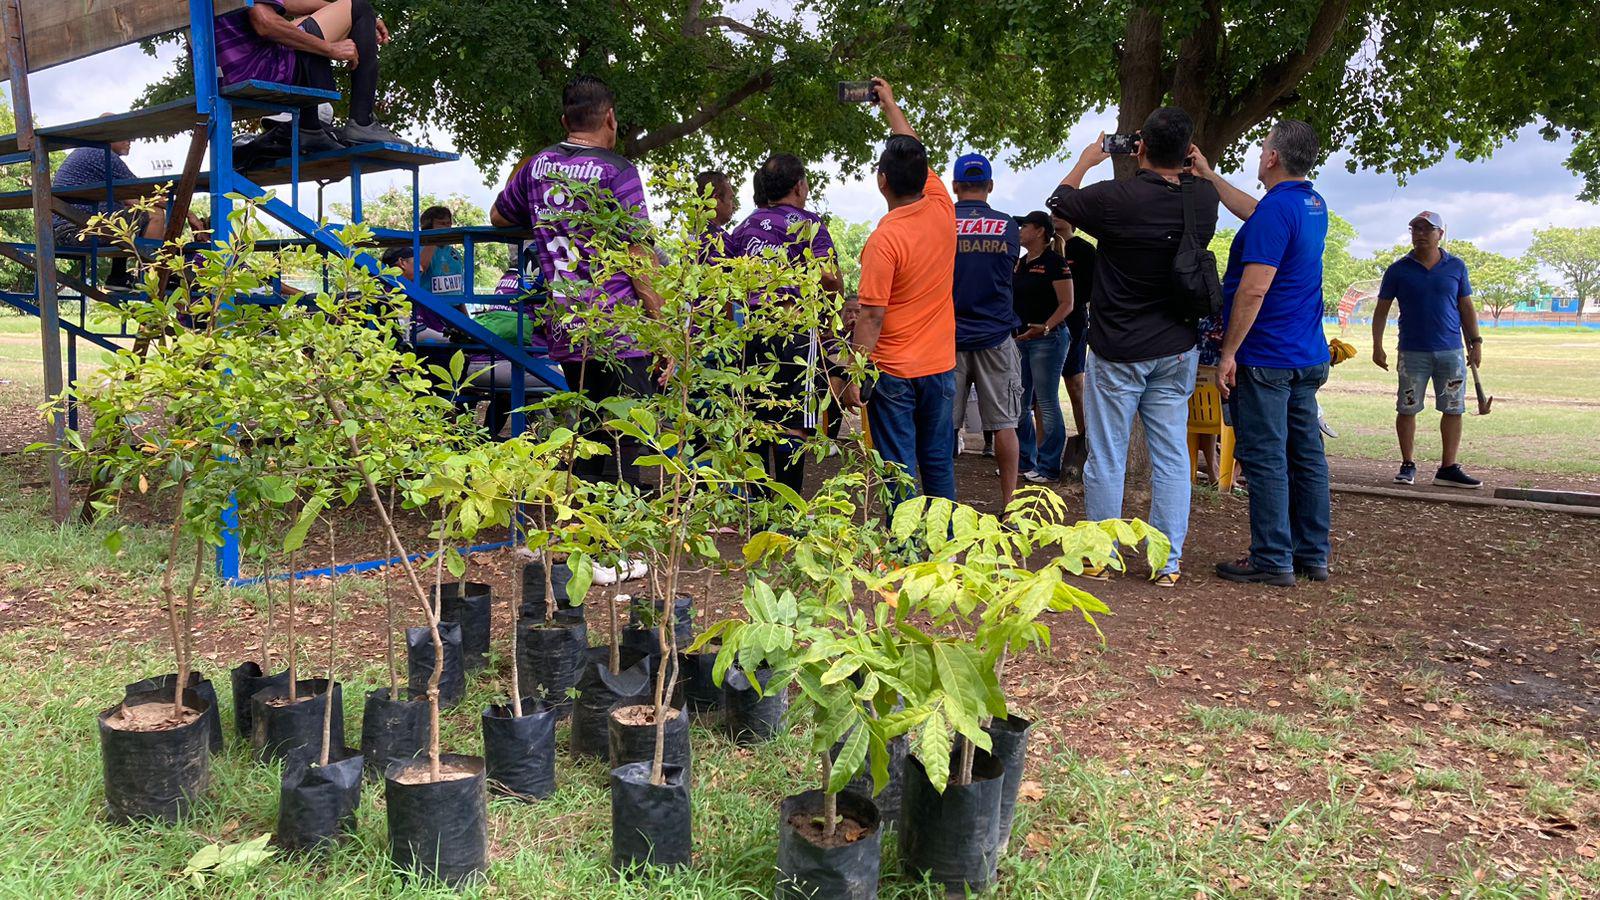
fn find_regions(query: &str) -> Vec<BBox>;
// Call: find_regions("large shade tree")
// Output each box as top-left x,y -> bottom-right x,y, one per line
144,2 -> 1598,193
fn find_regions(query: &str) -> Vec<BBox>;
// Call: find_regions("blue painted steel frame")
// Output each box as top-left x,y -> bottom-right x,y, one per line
0,0 -> 561,584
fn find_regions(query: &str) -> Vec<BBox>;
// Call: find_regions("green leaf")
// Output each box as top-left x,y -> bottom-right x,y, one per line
566,552 -> 592,605
102,529 -> 125,554
820,655 -> 861,686
891,496 -> 926,540
932,643 -> 988,735
829,725 -> 869,793
282,494 -> 328,553
917,709 -> 952,793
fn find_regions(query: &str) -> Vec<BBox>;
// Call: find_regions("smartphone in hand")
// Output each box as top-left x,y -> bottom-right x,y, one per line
1101,133 -> 1139,154
838,81 -> 879,104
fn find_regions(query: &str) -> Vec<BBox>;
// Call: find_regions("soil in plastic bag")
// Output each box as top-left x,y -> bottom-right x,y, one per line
276,745 -> 364,851
125,671 -> 222,754
983,714 -> 1034,856
620,595 -> 694,659
837,728 -> 908,827
899,748 -> 1005,893
436,582 -> 492,672
360,688 -> 427,779
520,560 -> 583,625
607,702 -> 691,778
610,761 -> 692,873
518,619 -> 588,717
98,687 -> 212,824
482,699 -> 556,801
776,789 -> 882,900
570,647 -> 653,758
723,666 -> 789,745
250,679 -> 344,763
406,622 -> 465,709
679,650 -> 721,714
229,661 -> 289,740
385,753 -> 488,886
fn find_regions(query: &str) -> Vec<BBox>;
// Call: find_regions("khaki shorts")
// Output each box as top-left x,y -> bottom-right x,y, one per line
953,340 -> 1023,431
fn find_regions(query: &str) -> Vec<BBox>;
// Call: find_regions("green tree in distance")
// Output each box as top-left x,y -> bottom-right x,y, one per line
1529,226 -> 1600,324
1209,211 -> 1366,313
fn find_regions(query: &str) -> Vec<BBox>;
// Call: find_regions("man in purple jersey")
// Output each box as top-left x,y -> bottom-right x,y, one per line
214,0 -> 404,153
728,153 -> 843,494
491,75 -> 664,491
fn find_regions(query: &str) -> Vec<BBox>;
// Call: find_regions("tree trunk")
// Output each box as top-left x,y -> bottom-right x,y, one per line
821,752 -> 837,838
1113,3 -> 1167,181
321,526 -> 337,767
161,478 -> 189,719
179,536 -> 204,720
384,487 -> 399,697
286,547 -> 298,704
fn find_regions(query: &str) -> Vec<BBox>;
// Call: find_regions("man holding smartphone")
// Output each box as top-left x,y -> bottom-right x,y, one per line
1048,107 -> 1220,587
840,78 -> 958,504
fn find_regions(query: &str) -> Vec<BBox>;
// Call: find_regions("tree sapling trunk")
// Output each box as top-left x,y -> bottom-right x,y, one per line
286,548 -> 299,704
384,485 -> 399,698
321,525 -> 337,767
160,478 -> 189,719
820,751 -> 838,838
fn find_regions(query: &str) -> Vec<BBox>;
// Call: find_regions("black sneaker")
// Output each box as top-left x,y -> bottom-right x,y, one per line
1433,464 -> 1482,490
1216,558 -> 1296,587
335,119 -> 410,147
1393,461 -> 1417,485
1294,563 -> 1330,582
296,127 -> 345,155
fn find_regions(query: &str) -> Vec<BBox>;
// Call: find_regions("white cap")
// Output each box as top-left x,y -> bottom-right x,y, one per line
1410,210 -> 1444,230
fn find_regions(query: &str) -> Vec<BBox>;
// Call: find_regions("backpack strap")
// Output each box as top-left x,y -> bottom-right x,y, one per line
1178,172 -> 1200,251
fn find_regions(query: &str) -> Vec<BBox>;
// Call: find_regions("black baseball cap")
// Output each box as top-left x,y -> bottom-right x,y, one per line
1014,210 -> 1055,237
381,245 -> 415,267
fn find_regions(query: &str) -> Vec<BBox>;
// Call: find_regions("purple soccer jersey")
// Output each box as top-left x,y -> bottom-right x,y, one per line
493,143 -> 651,362
728,204 -> 833,306
214,0 -> 297,86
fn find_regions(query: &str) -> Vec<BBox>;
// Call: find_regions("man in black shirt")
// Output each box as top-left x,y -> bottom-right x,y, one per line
1048,107 -> 1220,588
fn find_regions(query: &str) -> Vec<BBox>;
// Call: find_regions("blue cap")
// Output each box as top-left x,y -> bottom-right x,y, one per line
952,152 -> 992,182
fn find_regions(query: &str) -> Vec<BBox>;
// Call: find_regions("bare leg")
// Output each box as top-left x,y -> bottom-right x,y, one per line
141,207 -> 167,240
300,0 -> 354,39
1440,413 -> 1462,467
1396,413 -> 1417,463
994,427 -> 1019,512
1066,373 -> 1086,436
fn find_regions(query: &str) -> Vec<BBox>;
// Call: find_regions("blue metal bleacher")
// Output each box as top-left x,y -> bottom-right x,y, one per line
0,0 -> 564,581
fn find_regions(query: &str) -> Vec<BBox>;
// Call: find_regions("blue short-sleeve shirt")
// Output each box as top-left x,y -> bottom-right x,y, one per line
1378,250 -> 1473,352
952,200 -> 1021,350
1221,180 -> 1329,369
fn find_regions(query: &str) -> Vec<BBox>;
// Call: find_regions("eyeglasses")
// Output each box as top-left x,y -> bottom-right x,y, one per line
1409,224 -> 1439,233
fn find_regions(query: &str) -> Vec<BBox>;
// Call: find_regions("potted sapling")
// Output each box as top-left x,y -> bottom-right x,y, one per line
871,491 -> 1141,892
359,485 -> 428,779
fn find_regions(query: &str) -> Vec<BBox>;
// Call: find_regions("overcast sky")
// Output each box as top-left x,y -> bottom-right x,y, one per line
28,44 -> 1600,261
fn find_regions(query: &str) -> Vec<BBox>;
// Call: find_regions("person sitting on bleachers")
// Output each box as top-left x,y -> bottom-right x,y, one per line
214,0 -> 406,155
52,130 -> 205,289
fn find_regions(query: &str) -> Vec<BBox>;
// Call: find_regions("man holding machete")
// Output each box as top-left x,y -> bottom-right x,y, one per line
1371,211 -> 1485,490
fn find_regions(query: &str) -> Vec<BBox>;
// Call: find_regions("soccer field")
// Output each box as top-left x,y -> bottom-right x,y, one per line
1318,325 -> 1600,478
1,315 -> 1597,477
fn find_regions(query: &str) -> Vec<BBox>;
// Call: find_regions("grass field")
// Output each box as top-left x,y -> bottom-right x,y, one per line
0,475 -> 1592,899
1319,325 -> 1600,477
3,314 -> 1598,477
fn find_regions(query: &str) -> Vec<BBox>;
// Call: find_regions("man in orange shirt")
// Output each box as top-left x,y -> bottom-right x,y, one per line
841,78 -> 958,501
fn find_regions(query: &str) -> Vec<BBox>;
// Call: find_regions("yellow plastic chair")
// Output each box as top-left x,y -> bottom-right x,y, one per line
1187,367 -> 1236,490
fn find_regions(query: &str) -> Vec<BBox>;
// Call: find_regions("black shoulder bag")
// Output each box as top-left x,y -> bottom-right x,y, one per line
1171,173 -> 1223,322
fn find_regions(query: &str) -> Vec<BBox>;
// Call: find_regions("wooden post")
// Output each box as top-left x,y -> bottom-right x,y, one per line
3,0 -> 69,522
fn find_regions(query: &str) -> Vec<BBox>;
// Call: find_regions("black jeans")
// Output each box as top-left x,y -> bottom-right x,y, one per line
293,1 -> 378,127
561,357 -> 657,490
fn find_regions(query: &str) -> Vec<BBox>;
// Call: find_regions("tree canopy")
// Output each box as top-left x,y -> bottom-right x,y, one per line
351,1 -> 1599,199
1529,226 -> 1600,323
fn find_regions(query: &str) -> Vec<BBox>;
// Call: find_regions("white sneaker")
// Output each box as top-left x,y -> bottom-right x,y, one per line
1023,471 -> 1059,485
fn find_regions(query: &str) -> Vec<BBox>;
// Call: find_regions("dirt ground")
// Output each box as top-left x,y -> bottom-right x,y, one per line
2,441 -> 1599,886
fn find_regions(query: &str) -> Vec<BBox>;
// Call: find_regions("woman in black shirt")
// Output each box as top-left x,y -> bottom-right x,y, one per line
1011,210 -> 1074,483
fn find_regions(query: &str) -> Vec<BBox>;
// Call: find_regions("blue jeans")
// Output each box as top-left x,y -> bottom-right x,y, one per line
1083,349 -> 1198,575
1229,362 -> 1331,573
868,369 -> 957,503
1016,328 -> 1071,479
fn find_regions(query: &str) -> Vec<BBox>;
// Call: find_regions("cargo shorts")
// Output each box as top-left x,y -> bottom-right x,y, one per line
952,339 -> 1024,430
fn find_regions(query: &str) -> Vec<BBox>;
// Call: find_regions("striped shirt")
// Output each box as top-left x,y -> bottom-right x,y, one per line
214,0 -> 297,86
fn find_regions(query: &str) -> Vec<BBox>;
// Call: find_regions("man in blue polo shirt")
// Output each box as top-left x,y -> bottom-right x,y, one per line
1371,211 -> 1482,489
1192,120 -> 1332,587
949,152 -> 1023,510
